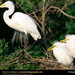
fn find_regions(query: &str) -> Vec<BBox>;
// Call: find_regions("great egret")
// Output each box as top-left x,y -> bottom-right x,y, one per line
0,1 -> 41,41
65,34 -> 75,58
48,41 -> 73,66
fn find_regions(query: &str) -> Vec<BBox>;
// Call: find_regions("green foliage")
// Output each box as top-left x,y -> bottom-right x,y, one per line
0,0 -> 75,70
32,45 -> 42,57
66,21 -> 75,34
15,0 -> 34,12
0,38 -> 9,56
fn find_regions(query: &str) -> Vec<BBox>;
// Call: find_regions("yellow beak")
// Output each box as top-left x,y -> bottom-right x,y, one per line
59,38 -> 69,42
47,45 -> 56,51
47,38 -> 69,51
0,4 -> 5,7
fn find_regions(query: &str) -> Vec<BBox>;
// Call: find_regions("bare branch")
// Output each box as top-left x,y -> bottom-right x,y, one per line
33,12 -> 42,24
15,0 -> 29,15
46,6 -> 75,19
21,0 -> 23,6
45,0 -> 50,10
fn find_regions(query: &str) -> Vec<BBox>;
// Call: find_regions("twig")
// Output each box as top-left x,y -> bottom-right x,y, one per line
58,2 -> 68,17
45,0 -> 50,10
46,6 -> 75,19
33,12 -> 42,24
16,60 -> 23,70
68,0 -> 75,5
15,0 -> 29,15
2,50 -> 23,64
0,56 -> 20,69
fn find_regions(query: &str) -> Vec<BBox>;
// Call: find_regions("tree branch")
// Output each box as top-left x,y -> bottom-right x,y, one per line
46,6 -> 75,19
33,12 -> 42,24
45,0 -> 50,10
15,0 -> 29,15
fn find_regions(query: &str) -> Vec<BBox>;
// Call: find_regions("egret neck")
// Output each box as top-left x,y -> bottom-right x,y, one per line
3,4 -> 15,29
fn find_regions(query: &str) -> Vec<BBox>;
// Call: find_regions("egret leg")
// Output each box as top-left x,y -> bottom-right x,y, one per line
23,33 -> 28,58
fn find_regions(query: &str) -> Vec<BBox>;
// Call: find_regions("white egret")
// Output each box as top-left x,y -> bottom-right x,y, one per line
0,1 -> 41,41
48,41 -> 73,66
65,34 -> 75,58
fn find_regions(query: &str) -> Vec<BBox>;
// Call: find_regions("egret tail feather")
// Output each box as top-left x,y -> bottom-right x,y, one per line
11,30 -> 26,45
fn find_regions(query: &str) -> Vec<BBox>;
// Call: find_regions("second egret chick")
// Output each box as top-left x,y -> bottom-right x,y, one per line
65,34 -> 75,58
53,41 -> 73,66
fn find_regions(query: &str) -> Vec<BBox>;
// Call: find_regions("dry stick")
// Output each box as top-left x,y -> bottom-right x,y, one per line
15,0 -> 29,15
33,12 -> 42,24
21,0 -> 23,6
0,56 -> 20,69
57,0 -> 73,17
46,6 -> 75,19
58,3 -> 68,17
42,0 -> 46,32
17,0 -> 24,7
45,0 -> 50,10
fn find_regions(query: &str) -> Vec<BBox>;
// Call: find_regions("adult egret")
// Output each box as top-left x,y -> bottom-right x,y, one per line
48,41 -> 73,66
65,34 -> 75,58
0,1 -> 41,42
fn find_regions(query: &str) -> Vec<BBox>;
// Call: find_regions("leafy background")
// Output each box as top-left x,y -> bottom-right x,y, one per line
0,0 -> 75,70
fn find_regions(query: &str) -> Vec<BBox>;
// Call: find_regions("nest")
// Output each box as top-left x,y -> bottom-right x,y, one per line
0,49 -> 75,70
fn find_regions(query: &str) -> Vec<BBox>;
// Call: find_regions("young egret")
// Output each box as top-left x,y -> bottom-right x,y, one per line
65,34 -> 75,58
0,1 -> 41,41
48,41 -> 73,66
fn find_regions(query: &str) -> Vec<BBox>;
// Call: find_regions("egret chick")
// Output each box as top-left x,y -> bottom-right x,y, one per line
65,34 -> 75,58
53,41 -> 73,66
0,1 -> 41,41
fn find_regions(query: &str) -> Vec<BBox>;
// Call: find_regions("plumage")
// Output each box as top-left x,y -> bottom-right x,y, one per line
0,1 -> 41,41
65,34 -> 75,58
53,41 -> 73,66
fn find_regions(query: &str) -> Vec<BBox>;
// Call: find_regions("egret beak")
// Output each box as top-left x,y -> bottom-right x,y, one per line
47,45 -> 56,51
47,38 -> 69,51
0,4 -> 5,7
59,38 -> 69,42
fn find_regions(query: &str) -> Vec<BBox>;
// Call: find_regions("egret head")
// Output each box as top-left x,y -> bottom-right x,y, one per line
0,1 -> 14,8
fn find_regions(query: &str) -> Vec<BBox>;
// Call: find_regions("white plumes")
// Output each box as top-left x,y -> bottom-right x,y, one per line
53,41 -> 73,66
11,30 -> 26,45
0,1 -> 41,43
65,34 -> 75,58
52,34 -> 75,66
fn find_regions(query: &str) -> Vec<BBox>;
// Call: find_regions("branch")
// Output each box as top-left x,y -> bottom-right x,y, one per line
15,0 -> 29,15
46,6 -> 75,19
33,12 -> 42,24
57,2 -> 67,17
45,0 -> 50,10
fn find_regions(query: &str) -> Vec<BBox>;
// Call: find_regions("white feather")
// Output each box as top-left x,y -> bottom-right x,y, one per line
53,42 -> 73,66
65,34 -> 75,58
0,1 -> 41,41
